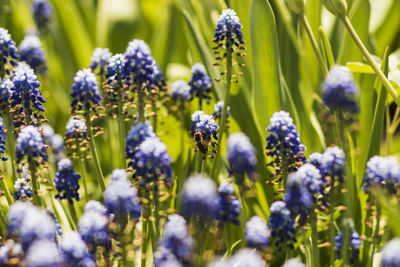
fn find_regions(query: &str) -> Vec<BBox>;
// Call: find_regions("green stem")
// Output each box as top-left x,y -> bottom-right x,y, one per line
118,221 -> 128,267
29,160 -> 41,206
301,14 -> 329,75
329,186 -> 337,265
310,209 -> 320,267
368,205 -> 381,267
137,82 -> 145,123
201,152 -> 207,175
117,81 -> 126,169
141,203 -> 149,267
0,208 -> 7,235
77,140 -> 89,201
211,45 -> 233,179
151,99 -> 157,133
340,15 -> 400,106
153,188 -> 161,241
85,112 -> 106,192
5,112 -> 17,183
0,176 -> 12,205
68,201 -> 78,229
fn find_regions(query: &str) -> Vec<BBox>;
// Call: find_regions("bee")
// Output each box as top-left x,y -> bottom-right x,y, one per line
193,131 -> 208,154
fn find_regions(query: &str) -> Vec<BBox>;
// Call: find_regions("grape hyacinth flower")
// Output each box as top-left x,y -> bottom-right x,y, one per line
126,121 -> 155,167
106,54 -> 126,81
156,214 -> 194,265
32,0 -> 53,32
16,125 -> 47,163
104,178 -> 141,224
10,64 -> 46,124
381,238 -> 400,267
0,240 -> 23,266
104,54 -> 126,115
0,27 -> 19,74
282,258 -> 306,267
84,200 -> 107,215
13,178 -> 32,200
54,158 -> 81,204
227,133 -> 257,183
132,136 -> 172,187
78,208 -> 111,251
245,216 -> 270,251
268,201 -> 296,249
181,174 -> 217,224
25,240 -> 60,267
322,66 -> 358,114
70,69 -> 102,115
7,201 -> 34,235
188,63 -> 212,108
111,168 -> 128,181
335,229 -> 361,264
123,39 -> 155,89
60,231 -> 95,267
363,155 -> 400,194
17,205 -> 57,248
284,171 -> 312,225
65,116 -> 87,139
212,101 -> 230,120
266,111 -> 306,178
191,111 -> 219,154
0,117 -> 7,161
0,78 -> 12,112
213,9 -> 244,48
318,146 -> 346,183
90,48 -> 112,75
19,34 -> 47,75
171,80 -> 191,102
295,163 -> 323,197
215,182 -> 241,225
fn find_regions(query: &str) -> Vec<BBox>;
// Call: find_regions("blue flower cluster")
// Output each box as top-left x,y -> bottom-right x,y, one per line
363,155 -> 400,194
79,201 -> 111,251
215,182 -> 241,225
25,240 -> 60,267
65,116 -> 87,139
104,174 -> 141,224
284,171 -> 313,225
381,238 -> 400,267
10,64 -> 46,121
171,80 -> 191,101
188,63 -> 212,107
181,175 -> 217,224
0,78 -> 13,111
106,54 -> 126,81
19,34 -> 47,75
132,136 -> 172,187
245,216 -> 270,250
7,202 -> 57,249
268,201 -> 296,249
126,121 -> 155,165
227,132 -> 257,182
322,66 -> 358,114
15,125 -> 47,163
13,178 -> 32,200
32,0 -> 53,31
60,231 -> 96,267
212,101 -> 230,119
213,9 -> 244,48
191,111 -> 219,141
335,229 -> 361,264
210,248 -> 265,267
123,39 -> 155,89
0,117 -> 7,161
71,69 -> 102,113
90,47 -> 112,75
0,27 -> 19,73
155,214 -> 193,266
310,146 -> 345,183
54,158 -> 81,204
266,111 -> 306,174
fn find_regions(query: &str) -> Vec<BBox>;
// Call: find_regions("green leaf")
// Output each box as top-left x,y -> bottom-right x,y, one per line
250,0 -> 281,129
346,62 -> 374,74
319,26 -> 336,69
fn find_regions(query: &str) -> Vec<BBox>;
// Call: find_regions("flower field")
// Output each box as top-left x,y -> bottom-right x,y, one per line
0,0 -> 400,266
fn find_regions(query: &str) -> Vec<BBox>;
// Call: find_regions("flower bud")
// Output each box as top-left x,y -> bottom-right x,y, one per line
287,0 -> 305,14
323,0 -> 347,16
